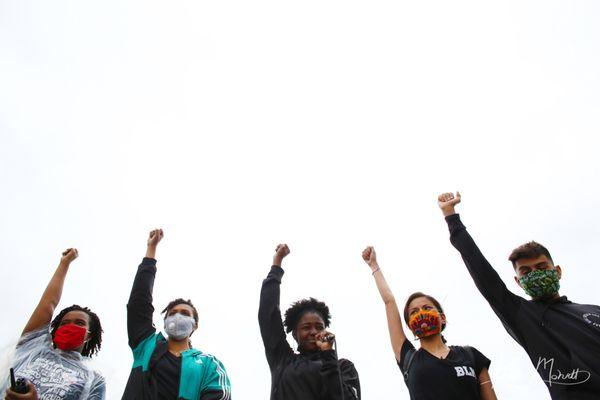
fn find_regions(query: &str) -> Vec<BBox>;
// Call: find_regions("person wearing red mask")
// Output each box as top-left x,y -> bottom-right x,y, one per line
361,246 -> 496,400
3,248 -> 105,400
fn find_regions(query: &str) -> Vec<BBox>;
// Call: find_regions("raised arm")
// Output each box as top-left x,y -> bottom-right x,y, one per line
258,244 -> 293,367
361,247 -> 406,362
437,192 -> 521,325
23,248 -> 79,335
127,229 -> 163,349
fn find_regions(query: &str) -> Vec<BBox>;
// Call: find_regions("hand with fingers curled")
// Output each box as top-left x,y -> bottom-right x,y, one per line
315,330 -> 335,351
5,382 -> 39,400
273,244 -> 290,267
60,248 -> 78,265
147,229 -> 164,248
438,191 -> 461,217
361,246 -> 379,273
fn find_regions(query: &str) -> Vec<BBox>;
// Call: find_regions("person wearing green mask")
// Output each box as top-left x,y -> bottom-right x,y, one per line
437,191 -> 600,400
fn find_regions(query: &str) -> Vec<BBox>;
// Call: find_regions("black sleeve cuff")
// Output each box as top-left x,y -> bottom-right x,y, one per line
445,213 -> 465,234
269,265 -> 285,279
141,257 -> 157,267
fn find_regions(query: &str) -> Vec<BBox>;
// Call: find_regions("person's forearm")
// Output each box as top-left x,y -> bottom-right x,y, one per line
371,264 -> 395,304
145,245 -> 157,259
441,206 -> 456,217
23,261 -> 70,333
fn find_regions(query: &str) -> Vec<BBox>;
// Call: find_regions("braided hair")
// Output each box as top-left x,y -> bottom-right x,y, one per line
50,304 -> 103,357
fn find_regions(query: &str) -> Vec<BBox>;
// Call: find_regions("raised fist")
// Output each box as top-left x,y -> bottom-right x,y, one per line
273,244 -> 290,266
437,191 -> 461,217
315,330 -> 335,351
60,248 -> 79,265
147,229 -> 164,248
362,246 -> 378,270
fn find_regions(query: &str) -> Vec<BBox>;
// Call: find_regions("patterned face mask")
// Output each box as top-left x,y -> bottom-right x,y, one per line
519,269 -> 560,298
408,309 -> 444,338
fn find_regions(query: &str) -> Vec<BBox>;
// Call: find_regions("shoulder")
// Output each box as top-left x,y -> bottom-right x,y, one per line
452,345 -> 490,372
193,351 -> 229,371
17,324 -> 52,348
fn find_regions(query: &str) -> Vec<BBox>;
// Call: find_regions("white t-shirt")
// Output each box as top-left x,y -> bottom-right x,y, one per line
2,324 -> 105,400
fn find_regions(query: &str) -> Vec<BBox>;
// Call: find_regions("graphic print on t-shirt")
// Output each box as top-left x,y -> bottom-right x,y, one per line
18,356 -> 89,400
583,312 -> 600,329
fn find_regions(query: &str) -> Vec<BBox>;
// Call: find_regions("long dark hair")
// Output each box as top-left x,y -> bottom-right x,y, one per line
50,304 -> 102,357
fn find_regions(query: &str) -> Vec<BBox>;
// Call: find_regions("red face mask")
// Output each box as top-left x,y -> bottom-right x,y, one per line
53,324 -> 87,351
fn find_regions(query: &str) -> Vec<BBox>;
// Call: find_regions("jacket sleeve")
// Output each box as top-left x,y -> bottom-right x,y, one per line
446,214 -> 523,333
87,374 -> 106,400
127,257 -> 158,349
258,265 -> 293,369
200,357 -> 232,400
320,351 -> 360,400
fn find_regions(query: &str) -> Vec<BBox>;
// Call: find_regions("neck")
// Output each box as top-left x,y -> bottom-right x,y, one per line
167,338 -> 191,356
418,334 -> 447,353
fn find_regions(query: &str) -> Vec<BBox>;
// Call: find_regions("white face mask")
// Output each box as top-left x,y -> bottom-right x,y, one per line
164,313 -> 195,340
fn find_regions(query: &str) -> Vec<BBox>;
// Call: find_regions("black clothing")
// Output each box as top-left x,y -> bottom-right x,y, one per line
446,214 -> 600,399
399,340 -> 490,400
155,352 -> 181,400
123,257 -> 231,400
258,265 -> 361,400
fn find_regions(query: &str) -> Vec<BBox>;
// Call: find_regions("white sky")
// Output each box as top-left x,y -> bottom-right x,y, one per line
1,1 -> 600,399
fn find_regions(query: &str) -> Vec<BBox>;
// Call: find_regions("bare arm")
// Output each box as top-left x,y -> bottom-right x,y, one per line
22,248 -> 79,335
478,368 -> 497,400
362,247 -> 406,362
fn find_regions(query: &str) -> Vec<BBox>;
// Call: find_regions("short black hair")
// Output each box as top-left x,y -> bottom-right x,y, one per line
508,241 -> 553,268
50,304 -> 102,357
161,298 -> 199,324
283,297 -> 331,333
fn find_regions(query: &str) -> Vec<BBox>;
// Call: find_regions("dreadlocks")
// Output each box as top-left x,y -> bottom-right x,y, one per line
161,298 -> 199,324
50,304 -> 102,357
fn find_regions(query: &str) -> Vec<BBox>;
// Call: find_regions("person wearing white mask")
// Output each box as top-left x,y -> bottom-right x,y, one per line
121,229 -> 231,400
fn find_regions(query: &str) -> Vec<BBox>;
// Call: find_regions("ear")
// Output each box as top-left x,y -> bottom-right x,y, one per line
555,265 -> 562,280
292,330 -> 297,341
440,313 -> 447,330
514,275 -> 523,288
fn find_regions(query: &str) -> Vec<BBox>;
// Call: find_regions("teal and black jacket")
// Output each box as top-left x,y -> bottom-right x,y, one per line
122,258 -> 231,400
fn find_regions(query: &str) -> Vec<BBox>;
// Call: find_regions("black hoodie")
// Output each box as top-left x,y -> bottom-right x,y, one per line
258,266 -> 361,400
446,214 -> 600,399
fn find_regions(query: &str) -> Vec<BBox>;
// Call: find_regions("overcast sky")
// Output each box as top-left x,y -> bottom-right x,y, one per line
1,1 -> 600,399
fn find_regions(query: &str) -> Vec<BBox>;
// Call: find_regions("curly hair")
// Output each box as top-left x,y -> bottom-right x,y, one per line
161,298 -> 199,324
283,297 -> 331,333
50,304 -> 102,357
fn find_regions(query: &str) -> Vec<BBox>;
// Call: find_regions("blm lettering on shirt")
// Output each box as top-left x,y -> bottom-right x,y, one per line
454,366 -> 476,378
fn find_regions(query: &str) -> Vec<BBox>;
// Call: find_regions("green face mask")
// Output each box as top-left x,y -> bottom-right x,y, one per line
519,269 -> 560,298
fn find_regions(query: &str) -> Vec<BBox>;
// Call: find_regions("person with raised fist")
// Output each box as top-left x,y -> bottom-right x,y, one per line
438,191 -> 600,399
258,244 -> 360,400
361,246 -> 496,400
121,229 -> 231,400
2,248 -> 105,400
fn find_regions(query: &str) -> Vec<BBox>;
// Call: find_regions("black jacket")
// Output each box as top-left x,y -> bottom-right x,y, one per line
258,266 -> 360,400
446,214 -> 600,400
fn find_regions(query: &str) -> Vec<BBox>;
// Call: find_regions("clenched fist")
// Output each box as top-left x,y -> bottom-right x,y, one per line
273,244 -> 290,267
147,229 -> 164,248
60,248 -> 78,265
362,246 -> 378,271
438,192 -> 461,217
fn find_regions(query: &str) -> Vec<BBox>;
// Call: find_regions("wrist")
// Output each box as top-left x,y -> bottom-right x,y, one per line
441,207 -> 456,217
273,257 -> 283,267
369,262 -> 379,271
